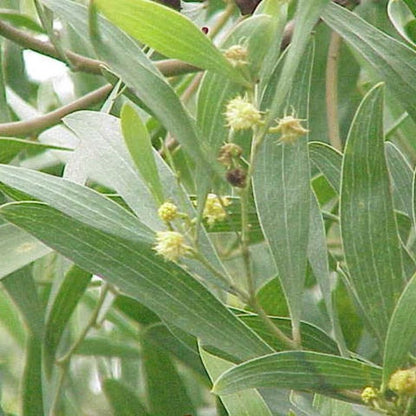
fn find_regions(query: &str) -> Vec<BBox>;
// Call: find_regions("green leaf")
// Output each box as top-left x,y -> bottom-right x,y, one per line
340,83 -> 404,345
64,111 -> 232,290
388,0 -> 416,47
0,289 -> 25,346
212,351 -> 382,396
103,379 -> 150,416
263,0 -> 330,125
309,142 -> 342,194
256,278 -> 289,317
63,111 -> 161,230
144,323 -> 208,378
239,314 -> 339,355
2,266 -> 43,339
321,2 -> 416,123
0,138 -> 71,164
383,272 -> 416,384
75,337 -> 140,359
94,0 -> 244,83
0,9 -> 45,33
0,164 -> 154,243
254,41 -> 314,338
200,346 -> 273,416
43,0 -> 216,176
114,295 -> 160,326
21,336 -> 43,416
386,142 -> 414,221
0,223 -> 51,280
141,333 -> 195,416
313,395 -> 354,416
0,201 -> 273,362
121,104 -> 164,205
44,265 -> 91,374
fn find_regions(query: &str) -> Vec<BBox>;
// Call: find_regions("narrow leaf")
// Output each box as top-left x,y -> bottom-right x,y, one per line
2,266 -> 43,339
0,223 -> 51,280
383,272 -> 416,384
340,83 -> 403,344
254,41 -> 314,336
141,333 -> 195,416
309,142 -> 342,194
0,201 -> 273,362
103,379 -> 150,416
121,104 -> 164,205
22,337 -> 43,416
44,265 -> 92,374
200,346 -> 273,416
322,2 -> 416,123
386,142 -> 413,221
43,0 -> 216,176
388,0 -> 416,47
213,351 -> 382,396
94,0 -> 243,82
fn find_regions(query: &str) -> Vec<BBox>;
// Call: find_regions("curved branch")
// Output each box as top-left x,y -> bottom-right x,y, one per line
0,19 -> 201,137
0,19 -> 199,77
0,84 -> 112,136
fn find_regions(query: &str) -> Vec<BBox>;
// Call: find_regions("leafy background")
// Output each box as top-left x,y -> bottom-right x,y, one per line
0,0 -> 415,415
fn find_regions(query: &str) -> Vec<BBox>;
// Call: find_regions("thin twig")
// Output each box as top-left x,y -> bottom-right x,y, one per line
326,31 -> 343,151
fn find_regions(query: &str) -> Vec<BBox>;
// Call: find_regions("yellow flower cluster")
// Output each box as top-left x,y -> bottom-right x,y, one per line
153,231 -> 191,262
224,44 -> 248,67
388,368 -> 416,395
203,194 -> 231,226
272,115 -> 308,143
224,96 -> 262,131
361,386 -> 378,404
158,202 -> 178,222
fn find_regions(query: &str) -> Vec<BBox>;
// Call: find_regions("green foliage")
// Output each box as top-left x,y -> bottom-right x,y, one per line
0,0 -> 416,415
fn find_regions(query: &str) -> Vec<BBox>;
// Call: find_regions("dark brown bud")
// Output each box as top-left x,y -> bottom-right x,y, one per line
226,168 -> 247,188
233,0 -> 261,15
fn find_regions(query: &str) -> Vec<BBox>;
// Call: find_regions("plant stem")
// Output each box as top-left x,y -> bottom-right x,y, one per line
193,252 -> 250,302
208,1 -> 236,40
236,123 -> 299,350
51,284 -> 110,415
326,31 -> 342,151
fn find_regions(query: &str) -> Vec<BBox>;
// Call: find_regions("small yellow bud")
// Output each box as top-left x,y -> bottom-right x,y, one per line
225,96 -> 262,131
203,194 -> 231,226
158,202 -> 178,222
272,115 -> 308,143
224,45 -> 248,67
153,231 -> 191,262
388,368 -> 416,395
361,386 -> 378,404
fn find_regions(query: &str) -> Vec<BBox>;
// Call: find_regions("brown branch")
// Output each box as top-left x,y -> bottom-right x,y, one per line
0,18 -> 201,137
0,19 -> 198,77
1,84 -> 112,136
326,31 -> 343,151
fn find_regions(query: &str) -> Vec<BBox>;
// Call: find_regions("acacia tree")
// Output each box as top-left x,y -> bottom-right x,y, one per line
0,0 -> 416,415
